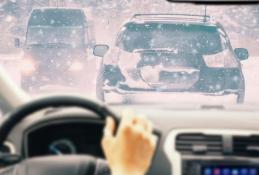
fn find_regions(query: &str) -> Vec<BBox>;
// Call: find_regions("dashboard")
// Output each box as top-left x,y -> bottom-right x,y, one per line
25,120 -> 104,157
2,105 -> 259,175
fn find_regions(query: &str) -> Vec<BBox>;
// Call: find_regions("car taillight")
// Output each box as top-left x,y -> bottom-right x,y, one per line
203,50 -> 239,68
69,61 -> 84,72
20,55 -> 37,76
103,64 -> 125,86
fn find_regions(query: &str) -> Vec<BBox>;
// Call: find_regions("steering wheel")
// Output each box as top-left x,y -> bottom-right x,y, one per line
0,95 -> 121,175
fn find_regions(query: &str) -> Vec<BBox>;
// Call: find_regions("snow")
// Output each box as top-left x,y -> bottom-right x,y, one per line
105,91 -> 238,105
0,1 -> 259,108
242,57 -> 259,104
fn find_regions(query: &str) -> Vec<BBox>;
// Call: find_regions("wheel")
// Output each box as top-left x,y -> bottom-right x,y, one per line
237,89 -> 245,104
96,68 -> 105,102
0,96 -> 120,175
21,77 -> 38,92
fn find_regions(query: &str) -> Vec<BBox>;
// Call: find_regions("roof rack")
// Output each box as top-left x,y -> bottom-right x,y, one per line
131,14 -> 211,23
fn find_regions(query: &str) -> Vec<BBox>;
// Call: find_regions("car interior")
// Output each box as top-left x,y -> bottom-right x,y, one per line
0,0 -> 259,175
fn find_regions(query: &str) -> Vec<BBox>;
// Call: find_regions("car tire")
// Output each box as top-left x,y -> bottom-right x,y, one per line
21,78 -> 31,92
96,70 -> 105,102
237,89 -> 245,104
21,77 -> 40,93
236,77 -> 246,104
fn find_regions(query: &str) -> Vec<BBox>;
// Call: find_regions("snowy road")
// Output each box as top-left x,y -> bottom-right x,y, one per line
242,57 -> 259,104
0,53 -> 258,105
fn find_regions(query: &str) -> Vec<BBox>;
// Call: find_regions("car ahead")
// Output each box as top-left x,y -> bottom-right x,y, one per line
16,7 -> 96,92
94,14 -> 249,104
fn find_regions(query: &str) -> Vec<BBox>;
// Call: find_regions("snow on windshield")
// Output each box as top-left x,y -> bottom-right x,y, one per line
0,0 -> 258,107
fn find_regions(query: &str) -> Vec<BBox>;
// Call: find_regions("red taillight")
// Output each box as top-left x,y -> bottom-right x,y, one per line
20,55 -> 37,76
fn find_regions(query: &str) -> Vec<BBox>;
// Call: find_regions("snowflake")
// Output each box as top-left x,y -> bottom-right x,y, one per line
38,29 -> 43,35
72,30 -> 77,35
126,36 -> 131,41
192,49 -> 198,55
215,84 -> 221,90
71,42 -> 77,48
144,57 -> 149,62
150,57 -> 156,62
233,76 -> 239,82
50,19 -> 55,25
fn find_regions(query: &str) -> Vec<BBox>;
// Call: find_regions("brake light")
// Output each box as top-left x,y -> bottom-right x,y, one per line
203,50 -> 238,68
69,61 -> 84,72
20,55 -> 37,76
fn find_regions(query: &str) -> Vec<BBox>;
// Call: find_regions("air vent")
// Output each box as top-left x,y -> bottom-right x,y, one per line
176,133 -> 223,155
233,135 -> 259,157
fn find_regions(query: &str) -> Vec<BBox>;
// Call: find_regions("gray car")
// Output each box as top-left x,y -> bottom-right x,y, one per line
94,14 -> 248,104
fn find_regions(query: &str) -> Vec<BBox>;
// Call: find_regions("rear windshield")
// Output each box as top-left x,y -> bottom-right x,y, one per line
28,9 -> 86,27
117,23 -> 225,55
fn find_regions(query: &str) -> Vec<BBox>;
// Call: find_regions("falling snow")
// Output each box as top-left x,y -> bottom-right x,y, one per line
0,0 -> 258,106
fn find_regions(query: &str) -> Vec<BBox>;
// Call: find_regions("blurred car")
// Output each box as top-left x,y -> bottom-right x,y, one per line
17,7 -> 96,91
94,14 -> 249,104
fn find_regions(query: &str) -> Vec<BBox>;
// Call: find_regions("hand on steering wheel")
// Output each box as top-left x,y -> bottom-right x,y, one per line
102,110 -> 157,175
0,96 -> 159,175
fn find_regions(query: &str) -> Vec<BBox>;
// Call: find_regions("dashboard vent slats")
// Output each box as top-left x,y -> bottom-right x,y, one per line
233,135 -> 259,157
176,133 -> 223,155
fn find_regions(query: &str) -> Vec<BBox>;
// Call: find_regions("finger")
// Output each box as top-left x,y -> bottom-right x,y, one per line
102,117 -> 115,152
119,109 -> 135,131
101,135 -> 114,155
150,135 -> 158,149
146,120 -> 153,134
103,117 -> 115,138
134,115 -> 149,131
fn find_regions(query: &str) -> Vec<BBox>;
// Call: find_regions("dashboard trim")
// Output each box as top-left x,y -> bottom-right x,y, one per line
164,129 -> 259,175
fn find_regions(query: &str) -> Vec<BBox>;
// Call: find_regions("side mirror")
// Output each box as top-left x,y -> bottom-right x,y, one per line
14,38 -> 21,48
93,44 -> 109,57
234,48 -> 249,61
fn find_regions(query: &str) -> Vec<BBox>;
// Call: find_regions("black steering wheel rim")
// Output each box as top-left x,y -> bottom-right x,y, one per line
0,95 -> 120,146
0,95 -> 160,175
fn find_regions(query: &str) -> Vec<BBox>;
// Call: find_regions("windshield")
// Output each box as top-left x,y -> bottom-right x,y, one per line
0,1 -> 258,110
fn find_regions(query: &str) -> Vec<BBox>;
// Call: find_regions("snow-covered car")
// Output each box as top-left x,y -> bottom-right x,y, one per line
17,7 -> 96,92
94,14 -> 249,103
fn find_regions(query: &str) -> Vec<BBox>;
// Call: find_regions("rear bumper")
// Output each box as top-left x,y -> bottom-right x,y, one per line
103,89 -> 239,104
101,67 -> 245,104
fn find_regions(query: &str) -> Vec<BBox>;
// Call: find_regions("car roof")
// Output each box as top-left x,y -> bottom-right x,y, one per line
28,7 -> 86,27
130,14 -> 217,26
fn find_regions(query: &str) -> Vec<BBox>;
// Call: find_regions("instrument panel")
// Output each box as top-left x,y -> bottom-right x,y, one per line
24,119 -> 105,158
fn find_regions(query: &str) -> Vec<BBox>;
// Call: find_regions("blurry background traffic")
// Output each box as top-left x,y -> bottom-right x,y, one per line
0,0 -> 259,104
